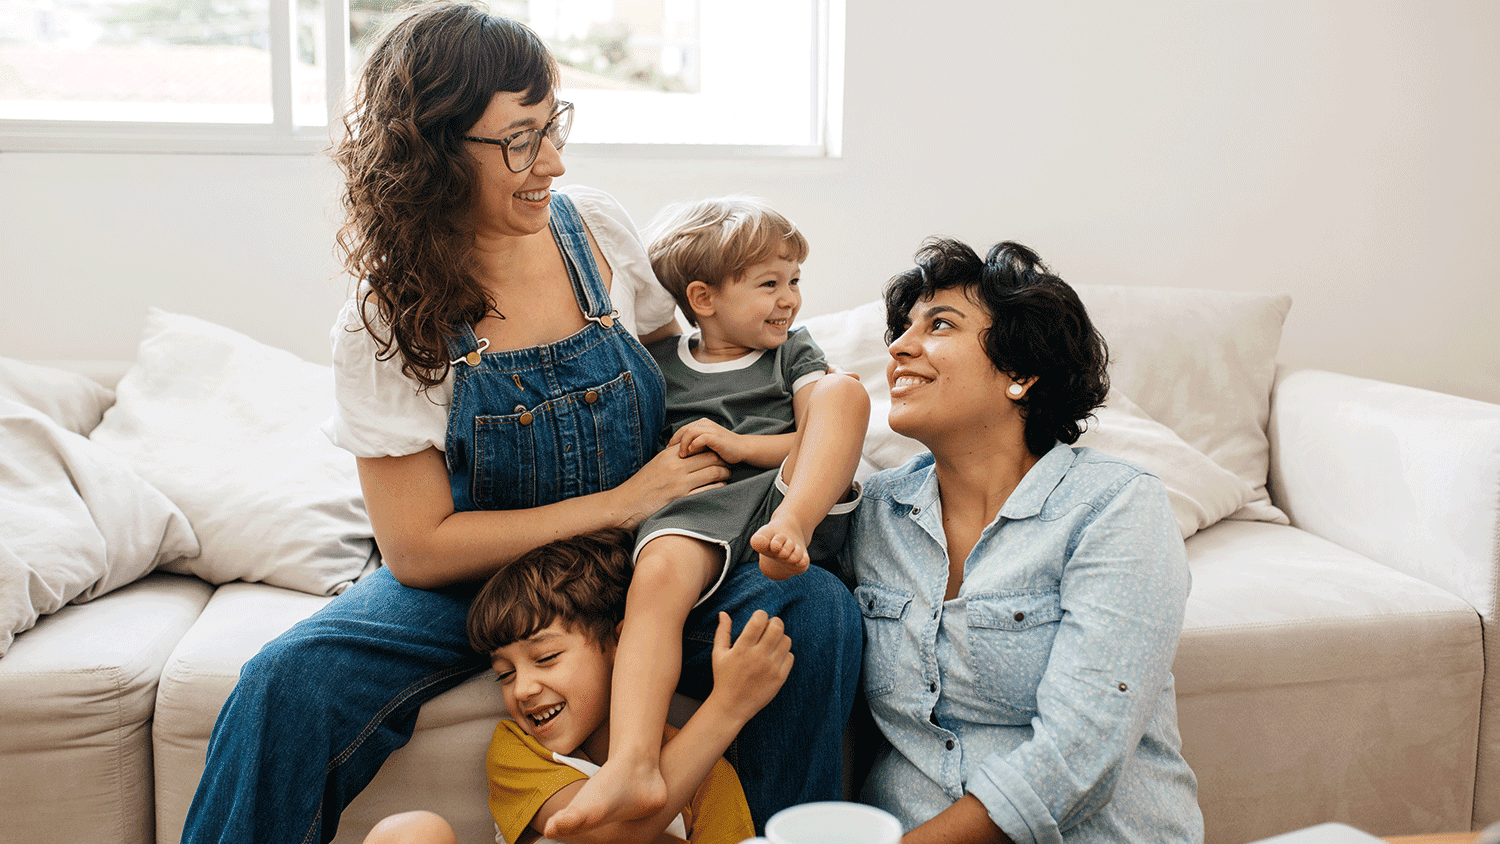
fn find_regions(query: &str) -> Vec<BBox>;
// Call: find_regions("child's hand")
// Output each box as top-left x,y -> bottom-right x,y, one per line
708,611 -> 793,723
670,418 -> 750,464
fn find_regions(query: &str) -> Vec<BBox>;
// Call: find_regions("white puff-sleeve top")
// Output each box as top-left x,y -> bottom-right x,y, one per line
322,184 -> 678,458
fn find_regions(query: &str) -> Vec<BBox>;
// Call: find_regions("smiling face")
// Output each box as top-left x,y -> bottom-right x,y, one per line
465,91 -> 566,239
694,254 -> 803,357
886,286 -> 1025,450
491,623 -> 614,758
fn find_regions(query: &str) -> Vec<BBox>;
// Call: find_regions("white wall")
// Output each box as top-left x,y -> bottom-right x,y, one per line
3,0 -> 1497,404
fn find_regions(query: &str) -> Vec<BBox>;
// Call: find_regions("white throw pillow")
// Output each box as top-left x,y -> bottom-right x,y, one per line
860,389 -> 1252,540
0,399 -> 199,655
0,357 -> 116,436
89,309 -> 376,596
1073,284 -> 1292,524
1076,389 -> 1254,538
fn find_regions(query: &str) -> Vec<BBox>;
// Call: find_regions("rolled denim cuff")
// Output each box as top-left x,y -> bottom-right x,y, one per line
968,756 -> 1063,844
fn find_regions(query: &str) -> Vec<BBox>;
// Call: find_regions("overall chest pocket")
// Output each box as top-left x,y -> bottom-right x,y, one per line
967,590 -> 1063,715
469,370 -> 646,511
855,584 -> 915,699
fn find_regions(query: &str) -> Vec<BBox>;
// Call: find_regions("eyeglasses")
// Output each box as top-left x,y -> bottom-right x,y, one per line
463,101 -> 574,173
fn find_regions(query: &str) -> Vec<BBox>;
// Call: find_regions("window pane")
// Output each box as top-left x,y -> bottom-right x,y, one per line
0,0 -> 278,123
346,0 -> 819,148
294,0 -> 330,126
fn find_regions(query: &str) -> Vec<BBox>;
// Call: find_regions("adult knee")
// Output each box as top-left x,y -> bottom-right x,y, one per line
779,567 -> 861,666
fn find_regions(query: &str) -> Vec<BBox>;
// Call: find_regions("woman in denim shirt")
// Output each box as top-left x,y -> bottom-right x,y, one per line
845,239 -> 1203,844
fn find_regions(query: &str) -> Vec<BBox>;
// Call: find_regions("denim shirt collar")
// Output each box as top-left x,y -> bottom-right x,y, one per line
885,440 -> 1073,521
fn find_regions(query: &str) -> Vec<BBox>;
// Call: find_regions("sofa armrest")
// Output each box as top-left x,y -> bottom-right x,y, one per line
1267,367 -> 1500,619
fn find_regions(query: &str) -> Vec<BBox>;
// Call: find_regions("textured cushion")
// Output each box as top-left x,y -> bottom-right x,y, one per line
0,356 -> 116,435
89,309 -> 376,596
0,398 -> 199,654
1076,389 -> 1252,539
1176,519 -> 1482,842
1073,284 -> 1292,523
0,573 -> 214,844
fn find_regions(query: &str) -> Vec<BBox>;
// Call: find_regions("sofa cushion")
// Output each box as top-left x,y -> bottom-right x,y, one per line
89,309 -> 377,597
1073,284 -> 1292,524
152,581 -> 509,844
153,581 -> 337,842
1175,519 -> 1483,842
0,356 -> 116,435
0,398 -> 200,654
0,573 -> 213,844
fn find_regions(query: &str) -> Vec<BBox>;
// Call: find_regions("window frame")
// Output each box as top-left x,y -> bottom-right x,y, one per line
0,0 -> 843,158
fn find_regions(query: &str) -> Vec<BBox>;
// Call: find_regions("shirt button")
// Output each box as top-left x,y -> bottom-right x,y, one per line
584,390 -> 599,404
929,682 -> 937,693
911,507 -> 921,515
867,599 -> 876,611
518,412 -> 534,426
1118,682 -> 1129,692
945,739 -> 955,750
1013,611 -> 1025,622
932,608 -> 939,619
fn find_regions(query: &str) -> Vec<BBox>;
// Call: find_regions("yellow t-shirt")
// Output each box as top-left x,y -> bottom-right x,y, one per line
486,719 -> 754,844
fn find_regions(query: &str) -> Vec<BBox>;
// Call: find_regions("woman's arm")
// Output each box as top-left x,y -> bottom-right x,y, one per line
903,795 -> 1013,844
960,474 -> 1190,839
359,444 -> 727,589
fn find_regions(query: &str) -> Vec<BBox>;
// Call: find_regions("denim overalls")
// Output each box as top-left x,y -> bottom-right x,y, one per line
444,193 -> 665,513
182,192 -> 862,844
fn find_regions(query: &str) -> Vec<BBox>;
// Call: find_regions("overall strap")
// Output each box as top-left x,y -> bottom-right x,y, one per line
444,322 -> 487,366
547,192 -> 614,321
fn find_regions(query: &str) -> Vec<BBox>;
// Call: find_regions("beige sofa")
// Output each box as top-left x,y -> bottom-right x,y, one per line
2,286 -> 1496,844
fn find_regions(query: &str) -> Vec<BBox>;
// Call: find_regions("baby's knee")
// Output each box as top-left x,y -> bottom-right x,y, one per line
363,810 -> 456,844
812,371 -> 872,410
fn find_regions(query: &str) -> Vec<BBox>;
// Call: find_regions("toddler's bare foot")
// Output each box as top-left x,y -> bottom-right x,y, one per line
543,758 -> 666,838
752,515 -> 811,580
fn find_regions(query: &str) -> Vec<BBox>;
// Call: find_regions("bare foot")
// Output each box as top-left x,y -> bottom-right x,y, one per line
751,514 -> 811,580
543,758 -> 666,839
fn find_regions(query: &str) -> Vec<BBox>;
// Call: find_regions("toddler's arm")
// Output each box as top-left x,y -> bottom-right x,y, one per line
670,418 -> 793,469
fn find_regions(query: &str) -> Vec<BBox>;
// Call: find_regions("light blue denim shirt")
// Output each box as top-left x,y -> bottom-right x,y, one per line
844,441 -> 1203,844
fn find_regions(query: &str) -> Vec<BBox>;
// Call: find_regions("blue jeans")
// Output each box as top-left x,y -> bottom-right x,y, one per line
181,562 -> 860,842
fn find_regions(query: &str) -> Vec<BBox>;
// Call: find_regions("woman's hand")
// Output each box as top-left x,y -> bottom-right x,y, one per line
705,611 -> 794,725
609,444 -> 729,529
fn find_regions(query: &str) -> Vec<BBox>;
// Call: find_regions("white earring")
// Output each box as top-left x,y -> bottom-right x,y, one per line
1008,384 -> 1024,398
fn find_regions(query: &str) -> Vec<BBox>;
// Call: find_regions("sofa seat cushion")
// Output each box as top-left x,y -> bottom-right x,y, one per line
1175,520 -> 1483,843
0,572 -> 214,844
153,581 -> 336,843
152,580 -> 511,844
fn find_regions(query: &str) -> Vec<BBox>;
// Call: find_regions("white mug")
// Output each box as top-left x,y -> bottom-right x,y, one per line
741,801 -> 903,844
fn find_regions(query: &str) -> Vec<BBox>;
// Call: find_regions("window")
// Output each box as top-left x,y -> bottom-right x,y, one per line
0,0 -> 841,155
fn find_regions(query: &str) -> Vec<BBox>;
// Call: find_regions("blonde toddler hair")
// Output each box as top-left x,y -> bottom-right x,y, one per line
646,195 -> 810,326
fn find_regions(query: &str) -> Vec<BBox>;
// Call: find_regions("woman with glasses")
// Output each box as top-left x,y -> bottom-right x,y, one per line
179,3 -> 861,842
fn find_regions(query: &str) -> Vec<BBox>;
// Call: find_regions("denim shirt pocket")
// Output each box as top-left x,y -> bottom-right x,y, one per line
967,589 -> 1063,715
855,583 -> 914,699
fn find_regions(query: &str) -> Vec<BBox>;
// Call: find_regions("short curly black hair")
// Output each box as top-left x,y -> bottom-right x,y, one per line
884,239 -> 1109,456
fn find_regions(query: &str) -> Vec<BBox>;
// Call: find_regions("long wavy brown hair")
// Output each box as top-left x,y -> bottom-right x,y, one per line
332,1 -> 557,388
